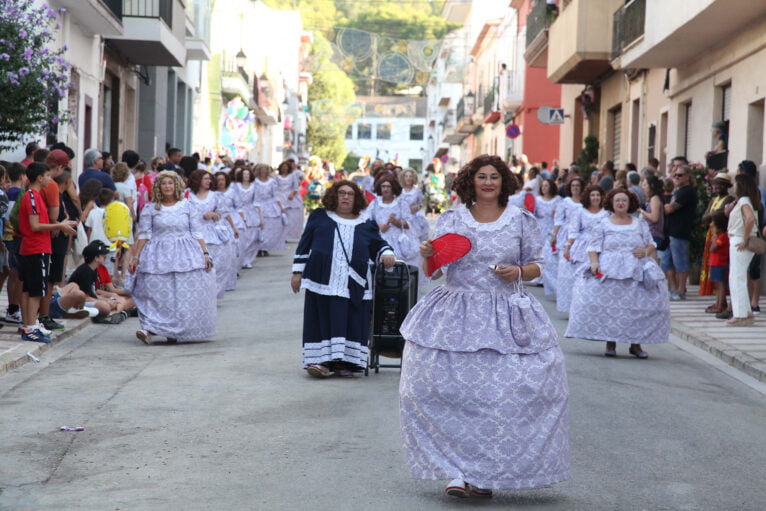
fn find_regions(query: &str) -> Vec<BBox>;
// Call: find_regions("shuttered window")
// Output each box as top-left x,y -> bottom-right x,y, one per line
611,106 -> 622,167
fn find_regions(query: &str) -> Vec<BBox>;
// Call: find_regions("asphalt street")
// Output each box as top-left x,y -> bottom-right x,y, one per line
1,249 -> 766,510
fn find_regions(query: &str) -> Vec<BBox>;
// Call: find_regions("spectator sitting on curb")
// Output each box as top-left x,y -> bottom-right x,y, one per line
68,241 -> 126,324
94,257 -> 137,317
47,283 -> 99,321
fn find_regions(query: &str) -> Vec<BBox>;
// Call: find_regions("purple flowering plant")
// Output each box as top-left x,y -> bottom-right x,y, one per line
0,0 -> 71,150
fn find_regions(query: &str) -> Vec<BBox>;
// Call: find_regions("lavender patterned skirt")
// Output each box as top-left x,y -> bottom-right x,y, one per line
260,216 -> 286,252
400,342 -> 570,490
239,226 -> 259,267
132,269 -> 217,341
565,274 -> 670,344
284,207 -> 305,240
543,246 -> 559,298
556,258 -> 577,313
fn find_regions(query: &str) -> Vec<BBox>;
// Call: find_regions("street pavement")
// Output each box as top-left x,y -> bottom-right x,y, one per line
1,249 -> 766,510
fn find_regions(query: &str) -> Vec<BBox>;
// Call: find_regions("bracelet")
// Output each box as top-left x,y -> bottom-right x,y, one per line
203,252 -> 209,255
518,265 -> 524,281
292,271 -> 302,275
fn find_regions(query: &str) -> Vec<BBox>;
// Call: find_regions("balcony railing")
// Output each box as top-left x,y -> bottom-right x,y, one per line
483,88 -> 496,114
187,0 -> 211,43
123,0 -> 173,28
526,0 -> 558,48
612,0 -> 645,58
221,51 -> 249,84
102,0 -> 122,20
456,98 -> 465,122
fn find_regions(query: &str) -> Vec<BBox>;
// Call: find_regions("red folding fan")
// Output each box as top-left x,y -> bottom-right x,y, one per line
365,191 -> 376,204
426,233 -> 472,277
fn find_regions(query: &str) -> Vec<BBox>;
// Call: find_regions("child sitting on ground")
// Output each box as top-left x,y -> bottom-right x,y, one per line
708,210 -> 730,315
68,240 -> 126,324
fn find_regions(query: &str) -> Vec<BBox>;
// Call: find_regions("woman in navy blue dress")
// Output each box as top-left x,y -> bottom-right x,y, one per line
291,180 -> 395,378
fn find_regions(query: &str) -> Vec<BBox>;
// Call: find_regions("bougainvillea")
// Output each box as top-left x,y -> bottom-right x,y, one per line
0,0 -> 71,150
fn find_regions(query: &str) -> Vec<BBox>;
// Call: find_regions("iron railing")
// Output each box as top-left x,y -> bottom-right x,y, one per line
123,0 -> 173,29
221,51 -> 250,84
102,0 -> 122,20
612,0 -> 646,58
526,0 -> 557,48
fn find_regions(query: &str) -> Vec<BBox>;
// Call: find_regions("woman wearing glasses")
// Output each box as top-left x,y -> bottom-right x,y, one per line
291,181 -> 394,378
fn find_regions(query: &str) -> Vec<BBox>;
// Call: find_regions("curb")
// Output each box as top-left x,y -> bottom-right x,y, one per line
670,322 -> 766,383
0,318 -> 93,378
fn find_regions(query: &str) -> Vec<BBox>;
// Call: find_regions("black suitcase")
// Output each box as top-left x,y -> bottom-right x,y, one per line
367,261 -> 418,375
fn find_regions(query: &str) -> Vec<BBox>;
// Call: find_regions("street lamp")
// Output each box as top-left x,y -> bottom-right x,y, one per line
236,49 -> 247,69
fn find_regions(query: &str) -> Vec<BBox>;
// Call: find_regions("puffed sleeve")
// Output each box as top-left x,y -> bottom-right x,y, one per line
187,201 -> 204,240
137,204 -> 154,240
587,219 -> 606,253
638,217 -> 653,246
294,208 -> 322,272
520,210 -> 544,270
366,219 -> 394,261
432,208 -> 459,239
567,207 -> 582,240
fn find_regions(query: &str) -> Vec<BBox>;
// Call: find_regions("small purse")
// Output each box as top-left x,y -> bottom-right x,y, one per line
746,235 -> 766,255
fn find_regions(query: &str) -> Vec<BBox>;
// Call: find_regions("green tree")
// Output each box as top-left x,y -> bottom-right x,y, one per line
0,1 -> 71,151
306,34 -> 359,166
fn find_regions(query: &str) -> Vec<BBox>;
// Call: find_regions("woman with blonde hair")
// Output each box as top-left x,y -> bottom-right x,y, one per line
129,171 -> 216,344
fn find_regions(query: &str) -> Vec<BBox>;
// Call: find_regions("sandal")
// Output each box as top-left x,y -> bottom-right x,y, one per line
705,305 -> 723,313
469,485 -> 493,498
305,364 -> 332,378
445,479 -> 469,498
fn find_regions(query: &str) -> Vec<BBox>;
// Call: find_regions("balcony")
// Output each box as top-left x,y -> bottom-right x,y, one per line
499,71 -> 523,111
618,0 -> 766,69
107,0 -> 186,67
482,87 -> 501,125
185,0 -> 212,61
220,52 -> 251,101
547,0 -> 619,84
611,0 -> 645,60
524,0 -> 557,68
56,0 -> 123,36
455,96 -> 480,134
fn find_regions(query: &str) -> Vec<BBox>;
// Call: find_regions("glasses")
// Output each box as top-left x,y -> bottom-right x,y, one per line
337,191 -> 355,197
674,173 -> 686,178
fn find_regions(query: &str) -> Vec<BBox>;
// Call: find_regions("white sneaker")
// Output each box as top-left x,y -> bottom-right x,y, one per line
5,311 -> 21,324
35,321 -> 53,336
445,478 -> 469,498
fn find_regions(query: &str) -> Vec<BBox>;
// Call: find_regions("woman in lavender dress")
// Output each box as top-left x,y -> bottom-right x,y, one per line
232,168 -> 262,269
553,177 -> 584,313
535,178 -> 561,298
187,170 -> 232,300
399,168 -> 430,241
214,172 -> 241,292
275,161 -> 305,241
130,171 -> 216,344
566,189 -> 669,357
253,163 -> 286,256
559,184 -> 608,315
400,155 -> 569,498
366,174 -> 417,263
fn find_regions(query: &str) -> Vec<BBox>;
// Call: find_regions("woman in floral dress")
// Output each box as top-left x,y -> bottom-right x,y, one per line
275,161 -> 305,241
130,171 -> 215,344
399,155 -> 569,498
232,167 -> 262,269
535,178 -> 561,298
253,163 -> 286,256
553,177 -> 584,313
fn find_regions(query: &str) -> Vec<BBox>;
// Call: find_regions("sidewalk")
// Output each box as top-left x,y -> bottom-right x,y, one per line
670,285 -> 766,382
0,293 -> 93,377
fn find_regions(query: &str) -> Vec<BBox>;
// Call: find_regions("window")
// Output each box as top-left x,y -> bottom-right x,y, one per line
647,124 -> 656,161
409,124 -> 424,140
609,105 -> 622,167
681,102 -> 692,158
358,123 -> 372,139
345,125 -> 353,139
376,123 -> 391,140
721,84 -> 731,121
408,159 -> 423,172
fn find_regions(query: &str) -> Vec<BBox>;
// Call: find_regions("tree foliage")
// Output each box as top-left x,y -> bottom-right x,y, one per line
306,34 -> 359,166
0,0 -> 71,150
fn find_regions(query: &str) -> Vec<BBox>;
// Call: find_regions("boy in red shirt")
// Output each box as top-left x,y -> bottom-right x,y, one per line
18,163 -> 77,343
708,210 -> 730,315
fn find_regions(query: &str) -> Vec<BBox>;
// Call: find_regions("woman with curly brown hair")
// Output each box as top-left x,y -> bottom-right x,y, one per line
553,176 -> 584,313
366,174 -> 417,262
566,188 -> 668,357
128,171 -> 216,345
399,155 -> 569,497
291,180 -> 394,378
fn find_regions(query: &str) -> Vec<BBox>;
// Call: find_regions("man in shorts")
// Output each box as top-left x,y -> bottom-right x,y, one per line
17,163 -> 77,343
663,159 -> 698,300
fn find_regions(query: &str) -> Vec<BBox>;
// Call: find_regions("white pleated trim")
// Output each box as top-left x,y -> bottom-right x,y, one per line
302,337 -> 369,368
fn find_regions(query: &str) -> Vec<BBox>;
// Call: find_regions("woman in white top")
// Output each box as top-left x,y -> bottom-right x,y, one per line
726,174 -> 761,325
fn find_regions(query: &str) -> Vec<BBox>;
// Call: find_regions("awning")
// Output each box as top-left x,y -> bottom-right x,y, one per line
483,111 -> 502,124
434,147 -> 449,158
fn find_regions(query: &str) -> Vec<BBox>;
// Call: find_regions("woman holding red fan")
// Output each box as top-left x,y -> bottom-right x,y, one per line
399,155 -> 569,498
565,189 -> 669,357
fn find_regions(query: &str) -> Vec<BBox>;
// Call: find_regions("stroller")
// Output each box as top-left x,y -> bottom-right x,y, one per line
366,261 -> 418,375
